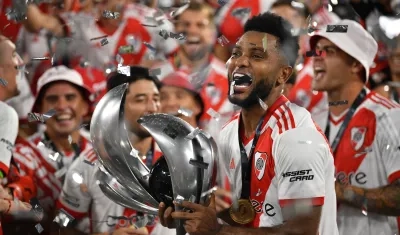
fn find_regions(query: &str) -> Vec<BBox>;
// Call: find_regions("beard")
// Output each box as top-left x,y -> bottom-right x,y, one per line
182,44 -> 212,61
228,78 -> 275,108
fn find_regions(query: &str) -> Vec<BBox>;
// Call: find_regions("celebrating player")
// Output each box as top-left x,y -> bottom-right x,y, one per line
158,12 -> 338,235
310,19 -> 400,234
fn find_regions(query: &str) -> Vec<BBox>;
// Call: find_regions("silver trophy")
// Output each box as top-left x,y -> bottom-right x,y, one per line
90,83 -> 218,234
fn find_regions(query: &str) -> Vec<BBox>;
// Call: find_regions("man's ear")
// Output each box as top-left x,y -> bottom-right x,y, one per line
351,61 -> 363,75
276,66 -> 293,87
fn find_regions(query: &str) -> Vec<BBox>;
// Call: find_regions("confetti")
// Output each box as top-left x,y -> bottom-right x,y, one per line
83,159 -> 95,166
6,9 -> 26,22
143,42 -> 157,52
68,135 -> 72,144
35,223 -> 44,233
117,66 -> 130,76
201,186 -> 218,197
169,32 -> 186,40
116,54 -> 124,65
149,68 -> 161,76
27,109 -> 56,123
177,107 -> 193,117
262,35 -> 268,52
328,100 -> 348,106
258,98 -> 268,110
217,0 -> 229,6
79,60 -> 90,68
0,78 -> 8,87
206,108 -> 221,121
326,25 -> 348,33
53,208 -> 75,228
31,57 -> 50,61
100,38 -> 109,46
231,7 -> 251,19
189,158 -> 209,170
102,10 -> 120,19
169,3 -> 190,18
118,45 -> 134,54
159,29 -> 170,40
185,128 -> 201,140
217,35 -> 229,46
90,35 -> 108,41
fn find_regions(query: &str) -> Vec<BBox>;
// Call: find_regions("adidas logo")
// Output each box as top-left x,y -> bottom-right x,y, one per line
229,158 -> 235,169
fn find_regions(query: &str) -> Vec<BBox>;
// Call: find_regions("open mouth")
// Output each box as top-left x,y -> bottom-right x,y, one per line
186,36 -> 201,45
54,113 -> 73,123
231,72 -> 253,94
314,67 -> 326,81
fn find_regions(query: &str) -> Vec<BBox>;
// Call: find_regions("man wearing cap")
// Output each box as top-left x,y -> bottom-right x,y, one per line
160,71 -> 205,128
56,66 -> 175,235
12,66 -> 94,221
309,19 -> 400,234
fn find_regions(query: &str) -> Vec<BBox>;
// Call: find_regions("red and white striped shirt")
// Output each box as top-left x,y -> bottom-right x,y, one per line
312,89 -> 400,235
12,129 -> 92,211
218,95 -> 338,234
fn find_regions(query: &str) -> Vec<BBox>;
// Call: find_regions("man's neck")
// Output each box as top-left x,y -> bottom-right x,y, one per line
46,130 -> 80,152
327,80 -> 365,116
241,88 -> 282,138
177,50 -> 211,70
129,133 -> 153,156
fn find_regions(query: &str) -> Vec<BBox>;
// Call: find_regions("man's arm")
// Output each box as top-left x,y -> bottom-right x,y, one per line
217,206 -> 322,235
336,179 -> 400,216
24,4 -> 65,36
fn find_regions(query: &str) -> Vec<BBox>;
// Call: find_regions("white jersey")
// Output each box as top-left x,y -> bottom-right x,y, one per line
61,3 -> 178,69
0,101 -> 18,176
312,89 -> 400,235
57,148 -> 175,234
218,95 -> 338,234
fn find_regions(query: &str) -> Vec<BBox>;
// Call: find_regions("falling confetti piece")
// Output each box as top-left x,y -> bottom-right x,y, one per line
169,32 -> 186,40
118,45 -> 134,54
143,42 -> 157,52
328,100 -> 348,106
117,66 -> 130,76
83,159 -> 95,166
201,186 -> 218,197
149,68 -> 161,76
35,224 -> 44,233
159,29 -> 170,40
185,128 -> 201,140
170,3 -> 190,18
102,10 -> 120,19
258,98 -> 268,110
326,25 -> 348,33
0,78 -> 8,87
206,108 -> 221,121
116,54 -> 124,65
27,109 -> 56,123
100,38 -> 109,46
31,57 -> 50,61
217,0 -> 229,6
262,35 -> 268,51
177,107 -> 193,117
53,208 -> 75,228
189,158 -> 209,169
217,35 -> 229,46
90,35 -> 108,41
68,135 -> 72,144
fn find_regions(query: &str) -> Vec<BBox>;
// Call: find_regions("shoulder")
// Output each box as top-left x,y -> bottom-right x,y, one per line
0,102 -> 18,125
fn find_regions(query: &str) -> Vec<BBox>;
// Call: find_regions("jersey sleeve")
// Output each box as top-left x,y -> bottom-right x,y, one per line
273,127 -> 329,207
377,109 -> 400,183
0,103 -> 19,176
56,148 -> 97,220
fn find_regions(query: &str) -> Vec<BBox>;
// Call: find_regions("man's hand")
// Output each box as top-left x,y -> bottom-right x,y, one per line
171,193 -> 222,235
214,188 -> 232,213
0,198 -> 32,214
158,202 -> 176,228
0,185 -> 13,200
110,226 -> 149,235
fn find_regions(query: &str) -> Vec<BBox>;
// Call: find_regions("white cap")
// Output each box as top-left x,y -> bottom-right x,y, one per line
309,19 -> 378,82
32,65 -> 92,112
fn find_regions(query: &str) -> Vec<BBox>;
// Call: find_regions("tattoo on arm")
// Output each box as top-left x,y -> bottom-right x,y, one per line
339,179 -> 400,216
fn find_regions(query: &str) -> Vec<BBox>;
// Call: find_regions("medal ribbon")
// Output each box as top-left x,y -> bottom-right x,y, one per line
324,88 -> 367,153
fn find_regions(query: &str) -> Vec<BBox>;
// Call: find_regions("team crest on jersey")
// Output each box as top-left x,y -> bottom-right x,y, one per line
351,127 -> 367,151
205,86 -> 222,105
295,90 -> 311,108
125,35 -> 142,54
254,152 -> 268,180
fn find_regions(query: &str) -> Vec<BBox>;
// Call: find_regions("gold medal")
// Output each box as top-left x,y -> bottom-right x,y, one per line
229,199 -> 256,225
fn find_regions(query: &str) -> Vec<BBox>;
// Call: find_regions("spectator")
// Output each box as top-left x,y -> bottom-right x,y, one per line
56,66 -> 174,235
388,35 -> 400,103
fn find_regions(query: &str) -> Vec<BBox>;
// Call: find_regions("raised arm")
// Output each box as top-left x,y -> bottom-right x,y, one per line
24,4 -> 65,37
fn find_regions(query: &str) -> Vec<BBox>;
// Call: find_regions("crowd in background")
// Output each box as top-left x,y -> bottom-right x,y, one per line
0,0 -> 400,234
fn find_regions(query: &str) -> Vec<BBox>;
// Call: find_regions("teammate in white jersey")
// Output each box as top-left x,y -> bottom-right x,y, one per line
310,19 -> 400,235
158,12 -> 338,235
57,66 -> 173,235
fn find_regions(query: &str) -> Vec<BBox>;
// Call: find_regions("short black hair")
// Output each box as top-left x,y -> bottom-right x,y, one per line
271,0 -> 310,18
244,12 -> 299,68
106,66 -> 162,91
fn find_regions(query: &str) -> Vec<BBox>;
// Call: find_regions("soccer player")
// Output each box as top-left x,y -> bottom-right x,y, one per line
56,66 -> 174,235
310,19 -> 400,234
151,1 -> 234,138
158,12 -> 338,235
